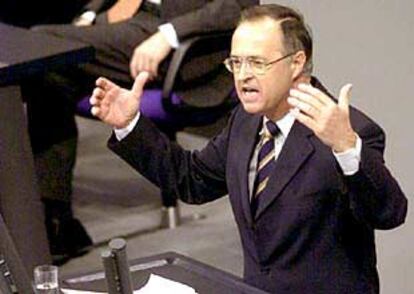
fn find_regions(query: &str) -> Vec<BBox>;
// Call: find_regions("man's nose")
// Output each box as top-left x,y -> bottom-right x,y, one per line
236,62 -> 254,80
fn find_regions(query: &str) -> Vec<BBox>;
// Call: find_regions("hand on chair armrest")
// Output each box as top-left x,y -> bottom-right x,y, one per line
162,31 -> 233,102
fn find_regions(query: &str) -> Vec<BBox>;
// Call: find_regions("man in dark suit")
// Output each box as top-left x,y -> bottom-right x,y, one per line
22,0 -> 258,264
89,4 -> 408,293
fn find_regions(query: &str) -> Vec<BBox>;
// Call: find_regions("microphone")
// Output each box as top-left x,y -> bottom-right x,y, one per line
101,238 -> 133,294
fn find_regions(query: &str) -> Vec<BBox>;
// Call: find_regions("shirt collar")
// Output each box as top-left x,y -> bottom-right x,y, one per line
261,111 -> 296,139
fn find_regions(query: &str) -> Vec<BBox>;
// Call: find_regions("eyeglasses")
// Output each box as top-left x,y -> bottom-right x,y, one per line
223,52 -> 296,75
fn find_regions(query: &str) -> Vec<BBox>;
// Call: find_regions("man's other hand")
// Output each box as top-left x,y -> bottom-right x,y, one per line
90,72 -> 149,129
129,31 -> 172,79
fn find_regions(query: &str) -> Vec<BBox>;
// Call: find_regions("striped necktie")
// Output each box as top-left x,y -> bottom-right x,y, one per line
251,120 -> 280,215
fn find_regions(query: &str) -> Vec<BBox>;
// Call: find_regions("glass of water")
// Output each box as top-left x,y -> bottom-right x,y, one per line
33,265 -> 59,294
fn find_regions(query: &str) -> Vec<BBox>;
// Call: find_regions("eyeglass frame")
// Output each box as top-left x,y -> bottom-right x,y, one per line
223,52 -> 296,75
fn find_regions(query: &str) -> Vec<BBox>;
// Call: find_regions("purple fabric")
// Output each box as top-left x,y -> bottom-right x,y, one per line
76,89 -> 225,128
76,96 -> 94,118
139,90 -> 183,125
75,90 -> 182,121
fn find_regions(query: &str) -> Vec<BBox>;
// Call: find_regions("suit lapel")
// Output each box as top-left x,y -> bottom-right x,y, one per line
254,121 -> 315,220
236,115 -> 262,226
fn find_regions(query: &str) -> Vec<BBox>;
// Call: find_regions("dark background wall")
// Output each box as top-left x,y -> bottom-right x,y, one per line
0,0 -> 89,27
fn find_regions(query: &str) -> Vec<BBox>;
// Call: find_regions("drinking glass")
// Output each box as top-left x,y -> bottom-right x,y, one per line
33,265 -> 59,294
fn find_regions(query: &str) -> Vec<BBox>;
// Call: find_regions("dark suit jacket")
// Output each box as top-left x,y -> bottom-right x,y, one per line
108,79 -> 407,293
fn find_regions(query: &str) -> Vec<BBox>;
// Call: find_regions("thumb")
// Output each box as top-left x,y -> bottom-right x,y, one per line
338,83 -> 353,110
131,71 -> 150,97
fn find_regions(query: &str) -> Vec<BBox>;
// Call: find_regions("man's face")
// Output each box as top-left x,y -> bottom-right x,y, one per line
231,18 -> 299,120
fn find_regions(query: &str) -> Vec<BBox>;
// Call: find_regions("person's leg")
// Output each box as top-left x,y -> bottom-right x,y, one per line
24,68 -> 92,264
22,20 -> 150,263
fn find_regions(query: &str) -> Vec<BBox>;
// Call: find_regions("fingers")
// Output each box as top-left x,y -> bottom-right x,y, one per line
129,32 -> 171,79
288,85 -> 325,118
90,87 -> 104,117
90,105 -> 100,117
130,53 -> 138,78
338,83 -> 352,110
288,82 -> 353,119
131,71 -> 150,96
289,107 -> 317,131
90,90 -> 102,117
90,77 -> 118,118
297,83 -> 334,106
288,89 -> 323,118
287,97 -> 319,119
91,77 -> 113,105
95,77 -> 117,91
288,82 -> 355,150
129,50 -> 158,79
287,83 -> 337,118
89,86 -> 105,106
149,59 -> 158,78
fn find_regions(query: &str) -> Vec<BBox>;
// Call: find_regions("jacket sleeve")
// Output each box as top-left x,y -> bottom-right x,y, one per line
345,120 -> 408,230
169,0 -> 258,40
107,113 -> 236,204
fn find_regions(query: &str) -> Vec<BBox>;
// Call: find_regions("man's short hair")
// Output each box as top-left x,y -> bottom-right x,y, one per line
239,4 -> 313,75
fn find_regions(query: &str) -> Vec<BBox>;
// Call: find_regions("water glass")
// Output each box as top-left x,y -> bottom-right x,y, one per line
33,265 -> 59,294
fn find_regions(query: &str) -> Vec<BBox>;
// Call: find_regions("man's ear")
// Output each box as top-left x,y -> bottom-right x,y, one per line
291,50 -> 306,79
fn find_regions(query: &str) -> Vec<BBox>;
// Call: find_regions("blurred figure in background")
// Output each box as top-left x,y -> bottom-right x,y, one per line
22,0 -> 258,265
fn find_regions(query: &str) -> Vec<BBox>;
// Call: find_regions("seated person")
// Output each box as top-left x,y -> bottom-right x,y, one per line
21,0 -> 258,264
89,4 -> 408,293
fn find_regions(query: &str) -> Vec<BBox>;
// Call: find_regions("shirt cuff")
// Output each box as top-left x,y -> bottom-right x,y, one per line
73,10 -> 96,26
114,111 -> 141,141
158,23 -> 179,49
333,135 -> 362,176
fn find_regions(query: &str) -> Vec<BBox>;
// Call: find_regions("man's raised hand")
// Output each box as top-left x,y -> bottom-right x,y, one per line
287,83 -> 357,152
90,72 -> 149,129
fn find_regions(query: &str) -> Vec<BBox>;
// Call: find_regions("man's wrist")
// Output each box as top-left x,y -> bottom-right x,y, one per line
333,131 -> 358,153
333,135 -> 362,176
114,111 -> 141,141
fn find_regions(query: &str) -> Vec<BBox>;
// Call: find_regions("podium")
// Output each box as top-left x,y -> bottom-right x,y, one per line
0,22 -> 94,274
62,252 -> 268,294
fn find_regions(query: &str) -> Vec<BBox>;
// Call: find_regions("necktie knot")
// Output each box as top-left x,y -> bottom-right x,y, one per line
265,121 -> 280,138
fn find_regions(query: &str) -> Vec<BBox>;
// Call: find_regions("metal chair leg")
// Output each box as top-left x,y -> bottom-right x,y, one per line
160,205 -> 181,229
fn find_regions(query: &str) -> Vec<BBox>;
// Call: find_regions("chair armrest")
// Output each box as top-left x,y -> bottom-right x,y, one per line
161,31 -> 233,105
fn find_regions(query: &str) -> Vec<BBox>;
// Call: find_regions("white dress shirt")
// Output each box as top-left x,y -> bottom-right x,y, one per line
115,110 -> 362,196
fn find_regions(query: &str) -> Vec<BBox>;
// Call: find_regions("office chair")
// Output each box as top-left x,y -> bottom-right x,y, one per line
76,31 -> 236,229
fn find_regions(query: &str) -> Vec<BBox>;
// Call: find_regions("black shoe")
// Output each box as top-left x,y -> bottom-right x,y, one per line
48,218 -> 93,266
